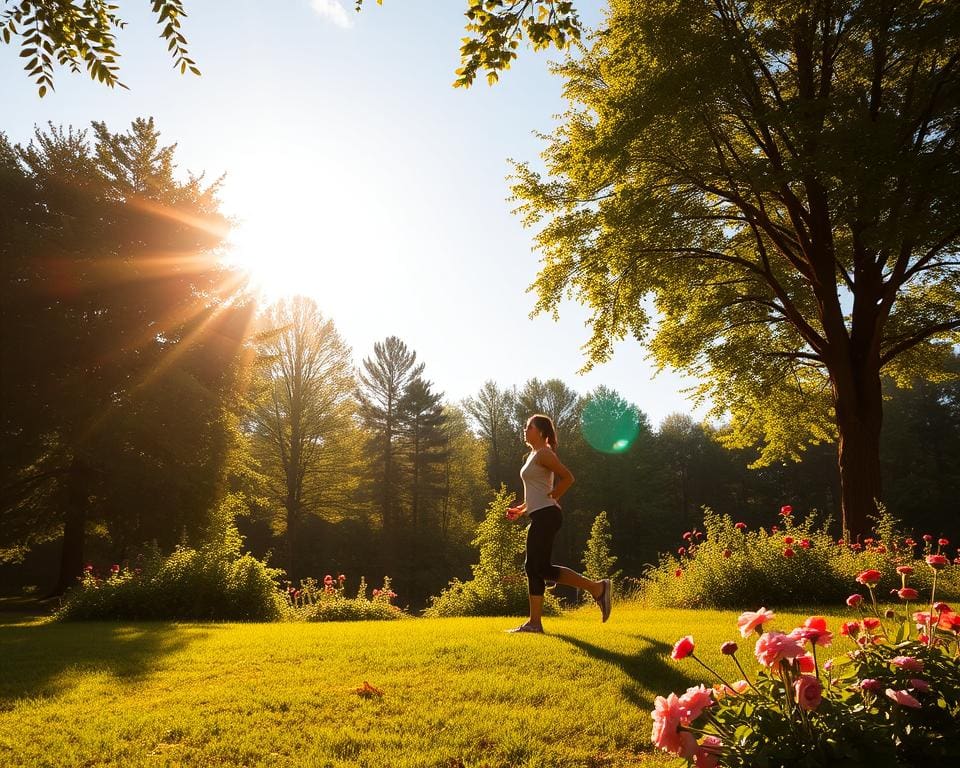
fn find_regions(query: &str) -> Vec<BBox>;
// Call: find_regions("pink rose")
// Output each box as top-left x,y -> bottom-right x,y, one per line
860,678 -> 882,693
886,689 -> 921,709
891,656 -> 924,673
671,636 -> 695,660
734,522 -> 747,531
737,607 -> 775,638
695,735 -> 723,768
784,536 -> 794,545
754,631 -> 805,667
896,565 -> 914,576
679,685 -> 713,722
926,554 -> 948,570
897,587 -> 919,600
797,653 -> 815,673
780,505 -> 793,516
651,693 -> 683,753
910,678 -> 930,693
846,594 -> 864,607
794,674 -> 823,711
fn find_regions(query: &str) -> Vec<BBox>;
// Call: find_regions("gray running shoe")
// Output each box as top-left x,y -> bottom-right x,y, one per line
505,623 -> 544,634
598,579 -> 612,622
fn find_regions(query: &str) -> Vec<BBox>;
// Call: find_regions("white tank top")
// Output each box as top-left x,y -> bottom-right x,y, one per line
521,449 -> 557,513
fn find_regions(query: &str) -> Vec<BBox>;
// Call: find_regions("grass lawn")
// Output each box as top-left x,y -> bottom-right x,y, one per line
0,602 -> 847,767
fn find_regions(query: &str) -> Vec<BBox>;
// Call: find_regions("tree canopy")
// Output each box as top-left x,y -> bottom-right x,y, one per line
512,0 -> 960,537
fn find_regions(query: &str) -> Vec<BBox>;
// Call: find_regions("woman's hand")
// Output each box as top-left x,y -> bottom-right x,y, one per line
505,505 -> 524,520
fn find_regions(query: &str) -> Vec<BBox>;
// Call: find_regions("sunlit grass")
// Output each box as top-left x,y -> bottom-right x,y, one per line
0,603 -> 846,767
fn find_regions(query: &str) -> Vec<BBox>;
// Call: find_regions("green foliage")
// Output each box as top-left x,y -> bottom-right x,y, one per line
425,487 -> 561,617
582,510 -> 620,584
641,506 -> 960,609
1,1 -> 198,94
282,575 -> 407,622
56,522 -> 283,621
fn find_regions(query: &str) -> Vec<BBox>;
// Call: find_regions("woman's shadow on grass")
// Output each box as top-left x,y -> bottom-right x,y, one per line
0,616 -> 212,706
551,632 -> 698,708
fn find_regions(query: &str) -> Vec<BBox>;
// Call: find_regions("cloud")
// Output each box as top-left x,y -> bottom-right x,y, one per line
310,0 -> 353,29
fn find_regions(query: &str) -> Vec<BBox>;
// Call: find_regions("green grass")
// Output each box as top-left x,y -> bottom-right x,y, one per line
0,603 -> 847,767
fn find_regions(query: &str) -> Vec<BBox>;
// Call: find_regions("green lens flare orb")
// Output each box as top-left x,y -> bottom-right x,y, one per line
580,395 -> 640,454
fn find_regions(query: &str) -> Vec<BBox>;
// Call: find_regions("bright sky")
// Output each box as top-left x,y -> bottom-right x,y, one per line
1,0 -> 707,428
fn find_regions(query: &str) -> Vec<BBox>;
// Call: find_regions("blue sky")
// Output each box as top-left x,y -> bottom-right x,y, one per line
1,0 -> 706,428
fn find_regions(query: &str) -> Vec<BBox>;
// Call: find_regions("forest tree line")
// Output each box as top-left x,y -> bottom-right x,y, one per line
2,120 -> 958,608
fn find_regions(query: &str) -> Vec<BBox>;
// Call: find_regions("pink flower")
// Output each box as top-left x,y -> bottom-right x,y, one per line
720,641 -> 738,655
754,631 -> 805,667
338,574 -> 346,582
886,689 -> 921,708
898,587 -> 919,601
111,564 -> 120,574
840,621 -> 861,637
896,565 -> 914,576
651,694 -> 696,757
926,554 -> 948,570
860,678 -> 882,693
800,539 -> 811,549
783,547 -> 795,558
734,522 -> 747,531
683,531 -> 692,541
797,653 -> 815,673
783,536 -> 794,545
695,735 -> 723,768
671,636 -> 695,660
780,505 -> 793,516
324,574 -> 334,586
679,685 -> 713,722
862,617 -> 881,631
910,678 -> 930,693
934,602 -> 951,612
923,534 -> 933,542
678,547 -> 687,556
846,593 -> 864,607
939,538 -> 950,547
856,569 -> 882,587
790,623 -> 833,648
737,607 -> 775,638
794,674 -> 823,711
891,656 -> 924,673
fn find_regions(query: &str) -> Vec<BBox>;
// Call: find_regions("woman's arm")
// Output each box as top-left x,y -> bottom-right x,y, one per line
536,449 -> 574,503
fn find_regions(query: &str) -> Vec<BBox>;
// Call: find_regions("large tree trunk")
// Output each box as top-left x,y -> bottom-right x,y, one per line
832,362 -> 884,541
52,457 -> 90,595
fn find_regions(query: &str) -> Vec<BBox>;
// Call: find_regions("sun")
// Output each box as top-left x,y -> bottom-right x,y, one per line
224,214 -> 320,302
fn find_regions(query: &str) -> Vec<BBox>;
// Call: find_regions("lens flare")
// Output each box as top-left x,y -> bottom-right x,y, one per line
580,393 -> 640,454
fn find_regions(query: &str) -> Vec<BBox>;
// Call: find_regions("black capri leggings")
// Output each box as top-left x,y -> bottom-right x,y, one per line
524,505 -> 562,597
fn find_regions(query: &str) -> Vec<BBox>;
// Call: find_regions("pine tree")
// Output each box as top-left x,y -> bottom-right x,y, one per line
582,511 -> 620,585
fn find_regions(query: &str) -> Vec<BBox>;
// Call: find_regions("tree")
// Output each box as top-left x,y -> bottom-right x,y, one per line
4,1 -> 582,94
513,0 -> 960,538
397,375 -> 446,533
2,1 -> 198,95
515,378 -> 582,445
356,336 -> 424,531
0,118 -> 247,591
247,296 -> 359,578
582,510 -> 620,584
464,380 -> 520,492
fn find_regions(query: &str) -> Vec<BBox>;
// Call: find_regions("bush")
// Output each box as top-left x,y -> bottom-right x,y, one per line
57,525 -> 284,621
582,510 -> 622,585
282,574 -> 407,621
640,505 -> 960,608
652,561 -> 960,767
426,487 -> 562,617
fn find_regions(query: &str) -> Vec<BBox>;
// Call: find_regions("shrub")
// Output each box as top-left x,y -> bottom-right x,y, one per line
426,487 -> 561,617
641,505 -> 960,608
57,525 -> 284,621
582,510 -> 622,586
651,551 -> 960,766
282,574 -> 407,621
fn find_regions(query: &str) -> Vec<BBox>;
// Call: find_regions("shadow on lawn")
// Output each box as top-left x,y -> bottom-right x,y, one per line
552,632 -> 697,708
0,619 -> 211,705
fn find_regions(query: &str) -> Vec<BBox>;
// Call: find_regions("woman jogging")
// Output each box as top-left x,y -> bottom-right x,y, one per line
505,413 -> 612,633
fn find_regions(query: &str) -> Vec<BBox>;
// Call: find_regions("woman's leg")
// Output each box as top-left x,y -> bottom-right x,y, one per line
552,566 -> 603,599
520,509 -> 561,630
